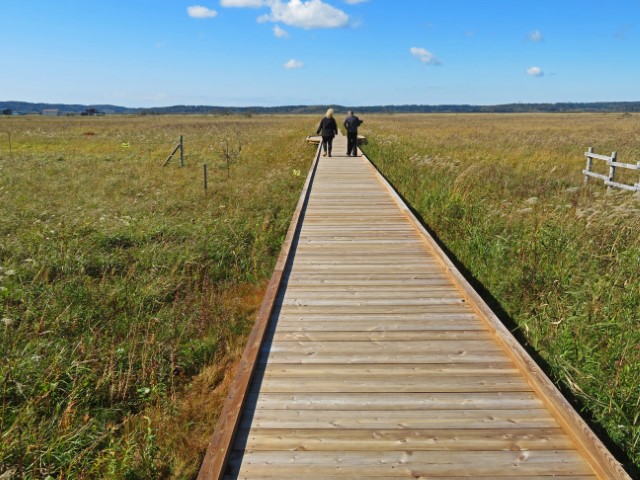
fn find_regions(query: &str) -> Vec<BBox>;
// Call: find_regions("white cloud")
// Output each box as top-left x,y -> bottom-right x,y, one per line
527,29 -> 543,42
187,5 -> 218,18
284,59 -> 304,69
220,0 -> 266,7
527,66 -> 544,77
259,0 -> 349,29
410,47 -> 441,66
273,25 -> 289,38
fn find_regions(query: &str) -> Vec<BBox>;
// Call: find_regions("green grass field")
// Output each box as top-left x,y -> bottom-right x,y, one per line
0,114 -> 315,478
1,112 -> 639,478
360,112 -> 640,475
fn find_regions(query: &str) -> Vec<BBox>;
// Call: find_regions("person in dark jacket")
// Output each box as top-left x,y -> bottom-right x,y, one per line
344,110 -> 363,156
316,108 -> 338,157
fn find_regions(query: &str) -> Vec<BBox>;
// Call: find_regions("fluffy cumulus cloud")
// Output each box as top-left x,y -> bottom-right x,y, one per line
258,0 -> 349,29
527,66 -> 544,77
284,58 -> 304,69
273,25 -> 289,38
527,29 -> 543,42
219,0 -> 350,29
187,5 -> 218,18
410,47 -> 441,66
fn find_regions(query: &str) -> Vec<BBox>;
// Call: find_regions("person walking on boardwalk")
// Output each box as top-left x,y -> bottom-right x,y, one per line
344,110 -> 363,156
316,108 -> 338,157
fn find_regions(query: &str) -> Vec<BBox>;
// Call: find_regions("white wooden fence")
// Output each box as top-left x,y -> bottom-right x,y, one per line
583,147 -> 640,192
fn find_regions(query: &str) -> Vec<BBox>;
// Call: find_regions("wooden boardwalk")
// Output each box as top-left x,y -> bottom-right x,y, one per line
199,134 -> 630,479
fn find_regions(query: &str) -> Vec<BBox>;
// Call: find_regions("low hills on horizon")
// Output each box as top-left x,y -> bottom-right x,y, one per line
2,100 -> 640,115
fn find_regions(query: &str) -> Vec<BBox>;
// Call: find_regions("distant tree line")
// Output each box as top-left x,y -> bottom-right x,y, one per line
2,100 -> 640,116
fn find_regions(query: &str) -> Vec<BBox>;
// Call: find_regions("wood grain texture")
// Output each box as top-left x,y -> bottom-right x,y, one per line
228,450 -> 594,477
241,427 -> 575,451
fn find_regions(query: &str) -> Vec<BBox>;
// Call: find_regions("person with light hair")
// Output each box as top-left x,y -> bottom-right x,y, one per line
316,108 -> 338,157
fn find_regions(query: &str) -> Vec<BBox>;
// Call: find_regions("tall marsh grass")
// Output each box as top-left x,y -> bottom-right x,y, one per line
362,113 -> 640,474
0,114 -> 315,478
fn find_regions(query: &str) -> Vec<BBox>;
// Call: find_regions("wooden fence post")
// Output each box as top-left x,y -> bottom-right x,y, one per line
584,147 -> 593,185
204,163 -> 208,192
162,136 -> 184,167
180,135 -> 184,167
607,151 -> 617,190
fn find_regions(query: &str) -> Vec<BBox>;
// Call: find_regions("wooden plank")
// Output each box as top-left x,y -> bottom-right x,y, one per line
277,297 -> 467,307
288,262 -> 444,269
582,170 -> 609,181
583,151 -> 614,161
281,285 -> 457,293
241,427 -> 575,451
609,160 -> 640,170
264,340 -> 501,353
262,350 -> 510,365
270,330 -> 493,341
605,180 -> 638,191
244,392 -> 544,411
228,450 -> 593,477
276,305 -> 474,314
282,275 -> 454,285
280,290 -> 467,297
256,376 -> 531,393
258,363 -> 518,376
290,250 -> 433,257
271,320 -> 486,332
274,310 -> 479,319
240,409 -> 559,430
226,476 -> 597,480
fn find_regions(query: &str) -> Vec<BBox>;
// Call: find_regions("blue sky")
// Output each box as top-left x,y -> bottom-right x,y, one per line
1,0 -> 638,107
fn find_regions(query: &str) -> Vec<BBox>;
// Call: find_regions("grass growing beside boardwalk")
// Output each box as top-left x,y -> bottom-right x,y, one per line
361,113 -> 640,474
0,115 -> 315,478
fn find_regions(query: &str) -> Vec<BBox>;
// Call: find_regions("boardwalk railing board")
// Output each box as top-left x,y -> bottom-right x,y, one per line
583,146 -> 640,192
196,143 -> 322,480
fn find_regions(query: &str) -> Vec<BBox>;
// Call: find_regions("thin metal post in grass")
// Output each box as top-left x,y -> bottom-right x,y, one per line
203,163 -> 208,193
584,146 -> 593,185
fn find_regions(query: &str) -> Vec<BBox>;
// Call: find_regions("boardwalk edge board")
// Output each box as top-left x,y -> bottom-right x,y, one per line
362,151 -> 631,480
196,144 -> 322,480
